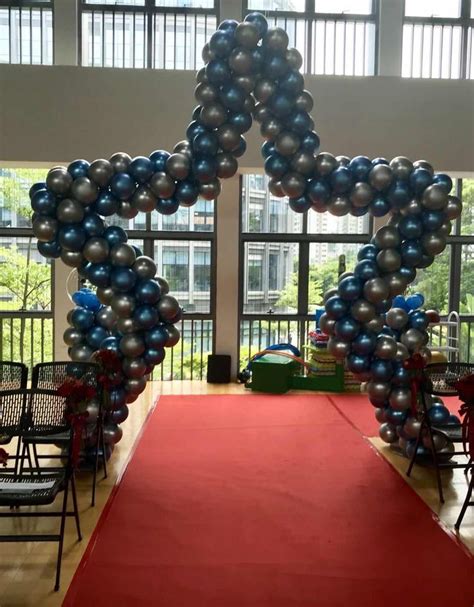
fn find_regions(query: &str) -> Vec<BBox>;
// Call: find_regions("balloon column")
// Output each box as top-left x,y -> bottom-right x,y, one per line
29,12 -> 462,461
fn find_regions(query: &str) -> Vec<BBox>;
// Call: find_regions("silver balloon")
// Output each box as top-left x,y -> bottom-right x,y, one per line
281,172 -> 306,198
67,309 -> 74,325
400,198 -> 423,216
264,27 -> 289,53
61,250 -> 83,268
260,117 -> 282,140
413,159 -> 434,175
376,248 -> 401,272
350,299 -> 376,323
235,21 -> 260,49
386,307 -> 409,330
201,42 -> 213,63
83,237 -> 109,264
63,327 -> 83,346
194,82 -> 218,104
196,66 -> 208,84
234,75 -> 256,94
368,164 -> 393,192
109,152 -> 132,173
216,153 -> 238,179
133,186 -> 156,213
158,295 -> 180,321
166,153 -> 190,181
200,179 -> 221,200
71,176 -> 98,206
363,277 -> 390,304
253,79 -> 277,103
123,357 -> 147,379
328,196 -> 351,217
421,232 -> 446,256
385,272 -> 407,296
375,335 -> 398,359
275,132 -> 300,157
156,276 -> 169,295
290,151 -> 316,176
133,256 -> 157,280
389,387 -> 411,411
373,225 -> 400,249
96,306 -> 117,330
124,377 -> 147,395
268,178 -> 285,198
199,102 -> 227,128
395,342 -> 410,361
420,346 -> 432,365
110,243 -> 136,267
375,407 -> 387,423
33,216 -> 58,242
88,159 -> 113,188
165,325 -> 180,347
120,333 -> 146,357
367,381 -> 391,403
336,155 -> 351,167
229,47 -> 253,74
116,317 -> 140,335
350,182 -> 373,208
126,393 -> 139,404
56,198 -> 85,224
421,184 -> 448,210
97,286 -> 115,305
315,153 -> 337,177
217,124 -> 241,152
389,156 -> 413,180
86,399 -> 100,424
323,288 -> 339,302
117,200 -> 138,220
294,90 -> 314,113
422,431 -> 447,451
111,294 -> 136,318
254,103 -> 272,124
327,337 -> 351,359
109,404 -> 129,425
403,416 -> 421,439
319,313 -> 336,336
286,47 -> 303,70
70,343 -> 93,362
103,423 -> 123,445
446,195 -> 462,220
46,167 -> 72,195
437,220 -> 452,237
401,328 -> 425,352
173,140 -> 192,156
379,422 -> 398,444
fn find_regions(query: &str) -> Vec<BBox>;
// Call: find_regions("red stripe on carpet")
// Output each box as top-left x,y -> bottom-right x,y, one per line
64,394 -> 473,607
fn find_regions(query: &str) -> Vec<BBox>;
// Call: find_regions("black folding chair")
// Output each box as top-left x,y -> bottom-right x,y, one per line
0,388 -> 81,591
27,361 -> 107,506
0,362 -> 28,474
407,362 -> 474,503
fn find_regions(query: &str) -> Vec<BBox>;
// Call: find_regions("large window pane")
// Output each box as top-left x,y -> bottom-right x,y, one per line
0,6 -> 53,65
402,23 -> 462,78
307,209 -> 369,235
247,0 -> 305,11
459,244 -> 474,314
460,179 -> 474,235
406,246 -> 451,314
243,242 -> 299,314
314,0 -> 373,15
0,167 -> 47,229
151,199 -> 214,232
155,0 -> 215,8
404,0 -> 461,18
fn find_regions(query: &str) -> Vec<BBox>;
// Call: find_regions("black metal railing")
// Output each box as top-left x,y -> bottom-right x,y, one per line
0,312 -> 53,370
0,1 -> 53,65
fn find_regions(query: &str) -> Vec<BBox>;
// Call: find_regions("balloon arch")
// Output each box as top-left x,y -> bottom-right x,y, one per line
30,12 -> 462,462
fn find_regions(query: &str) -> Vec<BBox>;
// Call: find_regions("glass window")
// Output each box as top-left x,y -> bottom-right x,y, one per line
248,253 -> 263,292
84,1 -> 145,4
460,179 -> 474,235
151,199 -> 215,232
402,23 -> 463,78
193,248 -> 211,292
0,5 -> 53,65
162,246 -> 189,292
156,0 -> 215,7
459,244 -> 474,314
404,0 -> 462,18
0,167 -> 47,229
268,252 -> 279,290
307,209 -> 369,235
247,0 -> 306,11
406,246 -> 451,314
314,0 -> 373,15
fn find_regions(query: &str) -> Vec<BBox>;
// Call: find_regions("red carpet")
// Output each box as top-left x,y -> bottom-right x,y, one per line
64,394 -> 474,607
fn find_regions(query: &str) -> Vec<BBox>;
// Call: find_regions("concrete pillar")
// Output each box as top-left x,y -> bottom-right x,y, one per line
53,0 -> 78,66
214,175 -> 241,379
377,0 -> 404,76
53,260 -> 74,360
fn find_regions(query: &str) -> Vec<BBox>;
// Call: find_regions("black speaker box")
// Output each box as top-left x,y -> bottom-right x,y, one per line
207,354 -> 231,383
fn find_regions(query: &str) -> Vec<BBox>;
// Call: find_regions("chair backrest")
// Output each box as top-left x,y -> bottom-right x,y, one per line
423,362 -> 474,396
0,389 -> 27,437
25,388 -> 71,436
32,361 -> 100,394
0,361 -> 28,391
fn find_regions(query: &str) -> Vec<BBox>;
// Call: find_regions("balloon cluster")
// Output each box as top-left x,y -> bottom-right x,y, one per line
29,11 -> 463,462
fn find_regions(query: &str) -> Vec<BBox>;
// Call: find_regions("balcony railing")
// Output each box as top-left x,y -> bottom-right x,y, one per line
0,1 -> 53,65
0,312 -> 53,370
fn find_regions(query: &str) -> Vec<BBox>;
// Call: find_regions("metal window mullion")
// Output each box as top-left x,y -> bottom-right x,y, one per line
146,0 -> 153,69
449,242 -> 462,313
297,241 -> 309,317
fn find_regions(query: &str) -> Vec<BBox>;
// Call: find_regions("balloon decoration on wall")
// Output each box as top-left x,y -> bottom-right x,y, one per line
30,12 -> 462,461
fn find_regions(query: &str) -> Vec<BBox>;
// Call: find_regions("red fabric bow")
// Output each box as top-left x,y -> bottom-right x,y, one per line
403,353 -> 427,415
0,448 -> 8,467
455,374 -> 474,459
66,411 -> 89,467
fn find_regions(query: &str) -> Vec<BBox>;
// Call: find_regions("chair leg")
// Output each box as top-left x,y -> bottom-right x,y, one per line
425,422 -> 444,504
100,424 -> 108,480
464,457 -> 472,475
54,479 -> 69,592
406,417 -> 424,478
455,469 -> 474,530
71,474 -> 82,541
91,425 -> 100,507
32,444 -> 41,474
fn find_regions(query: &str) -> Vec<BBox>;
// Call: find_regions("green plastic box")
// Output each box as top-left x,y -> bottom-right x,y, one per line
249,354 -> 299,394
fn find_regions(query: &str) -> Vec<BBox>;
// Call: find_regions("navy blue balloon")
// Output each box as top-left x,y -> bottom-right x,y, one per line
232,137 -> 247,158
134,305 -> 159,330
372,157 -> 389,166
399,216 -> 423,239
145,325 -> 168,349
244,11 -> 268,36
406,292 -> 424,310
387,181 -> 411,208
348,156 -> 372,181
229,111 -> 252,134
354,259 -> 379,281
352,331 -> 377,355
370,196 -> 391,217
386,407 -> 408,425
103,225 -> 127,247
218,19 -> 239,32
300,131 -> 320,153
417,253 -> 434,269
428,405 -> 450,425
287,110 -> 311,135
335,317 -> 360,340
264,153 -> 289,178
206,58 -> 232,84
83,212 -> 105,236
393,295 -> 410,310
338,276 -> 362,301
175,180 -> 199,205
347,353 -> 370,374
68,159 -> 90,179
156,197 -> 180,215
31,189 -> 56,215
307,178 -> 330,204
349,206 -> 368,217
400,240 -> 423,267
132,245 -> 143,257
149,150 -> 170,173
357,243 -> 378,262
86,326 -> 109,349
58,224 -> 86,252
144,347 -> 166,366
325,296 -> 349,320
261,141 -> 276,159
186,120 -> 208,142
192,105 -> 202,121
289,196 -> 311,213
71,307 -> 95,331
101,335 -> 120,353
370,359 -> 394,381
38,240 -> 61,258
94,191 -> 119,217
269,92 -> 293,118
330,166 -> 353,194
111,173 -> 136,200
87,263 -> 112,288
220,83 -> 245,111
432,173 -> 453,194
209,29 -> 235,58
192,156 -> 217,183
421,210 -> 445,231
399,265 -> 416,282
135,279 -> 161,304
392,365 -> 410,386
279,69 -> 304,95
129,156 -> 153,184
409,168 -> 432,194
111,267 -> 136,292
447,414 -> 461,425
29,182 -> 47,199
109,387 -> 126,409
193,132 -> 219,156
409,309 -> 429,331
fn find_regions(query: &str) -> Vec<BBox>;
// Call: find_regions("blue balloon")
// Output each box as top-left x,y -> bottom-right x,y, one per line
268,92 -> 293,118
370,196 -> 391,217
134,305 -> 159,330
109,387 -> 126,409
300,131 -> 320,153
94,191 -> 119,217
354,259 -> 379,281
103,225 -> 127,248
392,365 -> 410,386
58,224 -> 86,252
232,137 -> 247,158
244,11 -> 268,36
409,309 -> 429,331
406,440 -> 430,459
421,210 -> 445,231
338,276 -> 362,301
31,189 -> 56,215
432,173 -> 453,194
348,156 -> 372,181
186,120 -> 207,142
349,205 -> 368,218
409,168 -> 432,194
417,253 -> 434,269
192,156 -> 217,183
261,141 -> 276,159
406,293 -> 424,310
209,29 -> 235,58
446,414 -> 461,425
347,353 -> 370,374
156,197 -> 180,215
144,347 -> 166,366
145,326 -> 168,349
399,216 -> 423,239
111,173 -> 136,200
428,405 -> 450,425
387,181 -> 411,208
392,295 -> 409,310
399,266 -> 416,282
86,326 -> 109,349
307,178 -> 330,205
149,150 -> 170,173
289,196 -> 311,213
357,243 -> 378,261
87,262 -> 112,288
386,407 -> 408,426
68,159 -> 90,179
29,182 -> 47,200
370,359 -> 394,381
372,157 -> 389,166
175,180 -> 199,206
38,240 -> 61,258
218,19 -> 239,32
400,240 -> 423,268
264,153 -> 289,178
229,111 -> 252,134
82,212 -> 105,236
219,83 -> 245,111
325,296 -> 349,320
380,326 -> 397,338
279,69 -> 304,95
132,245 -> 143,257
206,58 -> 231,84
135,279 -> 161,304
111,267 -> 136,292
101,335 -> 120,353
71,307 -> 95,331
352,331 -> 377,355
82,291 -> 101,312
193,132 -> 218,156
287,110 -> 311,135
329,166 -> 353,194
